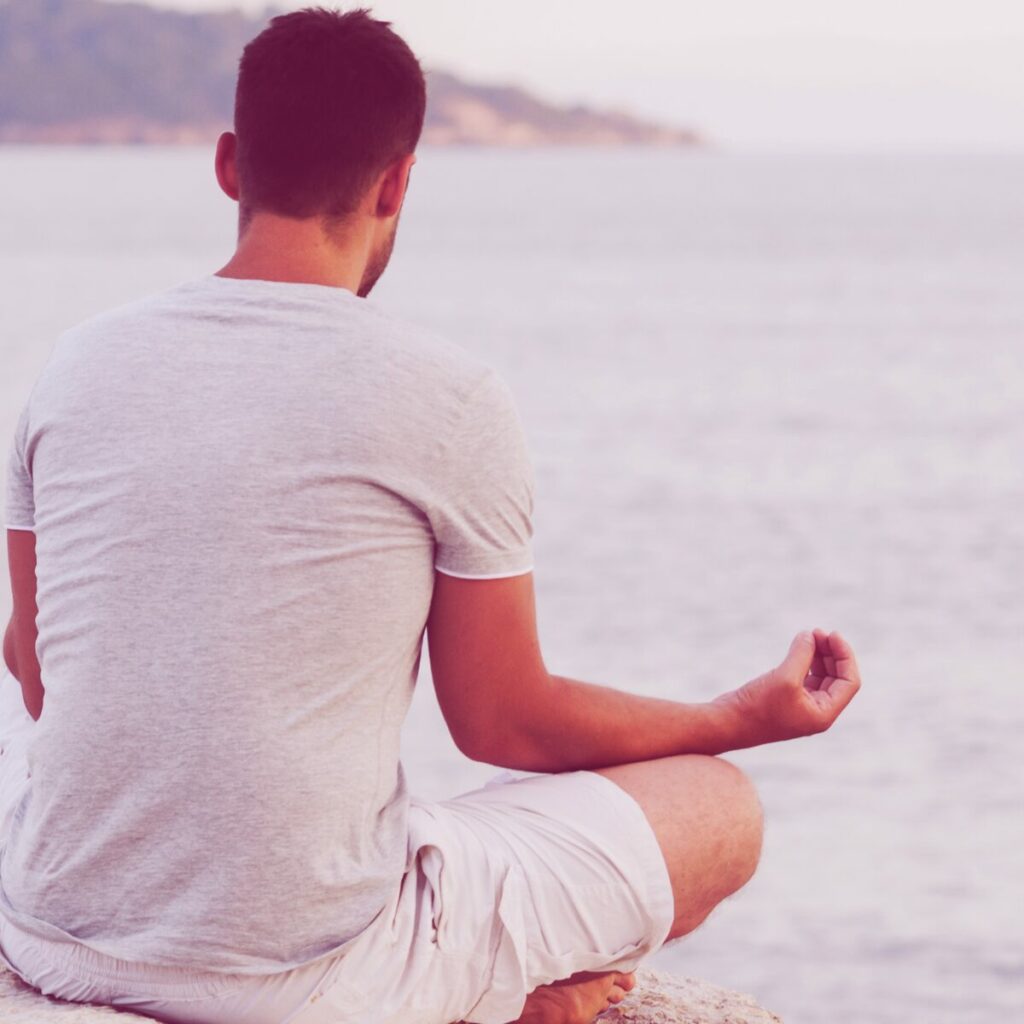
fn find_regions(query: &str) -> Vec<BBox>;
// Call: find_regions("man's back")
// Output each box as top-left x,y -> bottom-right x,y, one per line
0,272 -> 536,973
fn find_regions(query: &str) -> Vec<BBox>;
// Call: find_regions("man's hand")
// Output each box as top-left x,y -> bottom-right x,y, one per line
711,629 -> 862,749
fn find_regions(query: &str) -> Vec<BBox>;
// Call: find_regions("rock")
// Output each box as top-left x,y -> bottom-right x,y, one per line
597,966 -> 784,1023
0,960 -> 782,1022
0,959 -> 148,1022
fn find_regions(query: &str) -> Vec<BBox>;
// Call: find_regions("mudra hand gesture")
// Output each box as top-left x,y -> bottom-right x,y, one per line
712,629 -> 862,748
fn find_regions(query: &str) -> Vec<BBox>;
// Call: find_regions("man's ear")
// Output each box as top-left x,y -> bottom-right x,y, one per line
373,152 -> 416,219
214,131 -> 240,202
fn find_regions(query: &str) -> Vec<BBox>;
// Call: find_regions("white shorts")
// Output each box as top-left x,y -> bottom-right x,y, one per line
0,671 -> 675,1024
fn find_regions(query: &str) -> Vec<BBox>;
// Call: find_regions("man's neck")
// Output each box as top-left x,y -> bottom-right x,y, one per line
217,213 -> 368,295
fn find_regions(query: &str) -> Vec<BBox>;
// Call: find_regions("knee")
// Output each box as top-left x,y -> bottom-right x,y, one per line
655,752 -> 765,885
661,755 -> 766,940
673,755 -> 764,893
713,757 -> 765,888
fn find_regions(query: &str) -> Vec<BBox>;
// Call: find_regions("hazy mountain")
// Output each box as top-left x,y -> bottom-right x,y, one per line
0,0 -> 702,146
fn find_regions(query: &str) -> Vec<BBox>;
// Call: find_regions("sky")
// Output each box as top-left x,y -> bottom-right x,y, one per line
114,0 -> 1024,151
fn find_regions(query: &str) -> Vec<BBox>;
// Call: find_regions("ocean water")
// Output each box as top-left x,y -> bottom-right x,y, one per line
1,145 -> 1021,1023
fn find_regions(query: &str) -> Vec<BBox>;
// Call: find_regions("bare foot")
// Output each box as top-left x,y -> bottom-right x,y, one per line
452,969 -> 637,1024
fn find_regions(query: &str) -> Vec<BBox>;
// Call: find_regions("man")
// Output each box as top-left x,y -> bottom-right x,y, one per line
0,6 -> 861,1024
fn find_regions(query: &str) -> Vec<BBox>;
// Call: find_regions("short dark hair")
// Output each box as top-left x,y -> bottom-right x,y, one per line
233,5 -> 426,228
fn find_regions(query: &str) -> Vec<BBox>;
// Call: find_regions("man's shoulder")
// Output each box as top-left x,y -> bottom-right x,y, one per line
50,282 -> 189,350
50,280 -> 501,398
357,303 -> 497,393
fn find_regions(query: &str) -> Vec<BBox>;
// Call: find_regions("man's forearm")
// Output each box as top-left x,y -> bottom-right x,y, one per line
500,674 -> 743,773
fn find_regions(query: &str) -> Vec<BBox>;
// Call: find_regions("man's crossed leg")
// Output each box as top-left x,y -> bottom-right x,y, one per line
457,752 -> 764,1024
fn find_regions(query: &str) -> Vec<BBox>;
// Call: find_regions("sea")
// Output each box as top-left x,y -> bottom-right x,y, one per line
0,144 -> 1021,1023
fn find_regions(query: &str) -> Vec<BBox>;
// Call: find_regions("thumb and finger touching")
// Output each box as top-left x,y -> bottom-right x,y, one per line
782,629 -> 861,684
807,628 -> 862,722
777,628 -> 862,727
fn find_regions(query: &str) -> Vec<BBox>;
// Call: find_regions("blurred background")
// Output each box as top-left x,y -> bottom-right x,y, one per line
2,2 -> 1022,1022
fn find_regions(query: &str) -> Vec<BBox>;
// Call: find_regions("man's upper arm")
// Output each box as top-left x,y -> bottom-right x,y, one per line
5,397 -> 42,716
419,365 -> 544,763
425,568 -> 550,765
6,528 -> 42,719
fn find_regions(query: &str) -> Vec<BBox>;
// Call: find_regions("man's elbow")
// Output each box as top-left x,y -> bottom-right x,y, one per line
459,734 -> 550,773
454,697 -> 556,773
458,729 -> 530,770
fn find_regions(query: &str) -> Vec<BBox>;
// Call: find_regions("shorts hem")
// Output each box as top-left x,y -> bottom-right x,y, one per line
575,769 -> 676,954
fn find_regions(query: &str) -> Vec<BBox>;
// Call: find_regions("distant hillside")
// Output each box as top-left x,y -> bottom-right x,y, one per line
421,70 -> 699,146
0,0 -> 702,146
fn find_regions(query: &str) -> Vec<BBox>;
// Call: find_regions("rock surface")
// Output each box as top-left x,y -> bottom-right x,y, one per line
1,960 -> 138,1021
596,967 -> 784,1023
1,961 -> 781,1023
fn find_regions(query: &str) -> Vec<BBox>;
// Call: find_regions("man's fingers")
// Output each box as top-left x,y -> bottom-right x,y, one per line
818,674 -> 861,722
828,630 -> 861,683
779,631 -> 816,682
814,627 -> 836,678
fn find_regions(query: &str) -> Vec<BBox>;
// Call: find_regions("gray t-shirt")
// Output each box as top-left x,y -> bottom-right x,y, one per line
1,273 -> 535,974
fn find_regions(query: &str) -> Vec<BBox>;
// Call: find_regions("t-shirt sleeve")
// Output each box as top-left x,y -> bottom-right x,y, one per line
428,368 -> 536,579
4,401 -> 35,531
